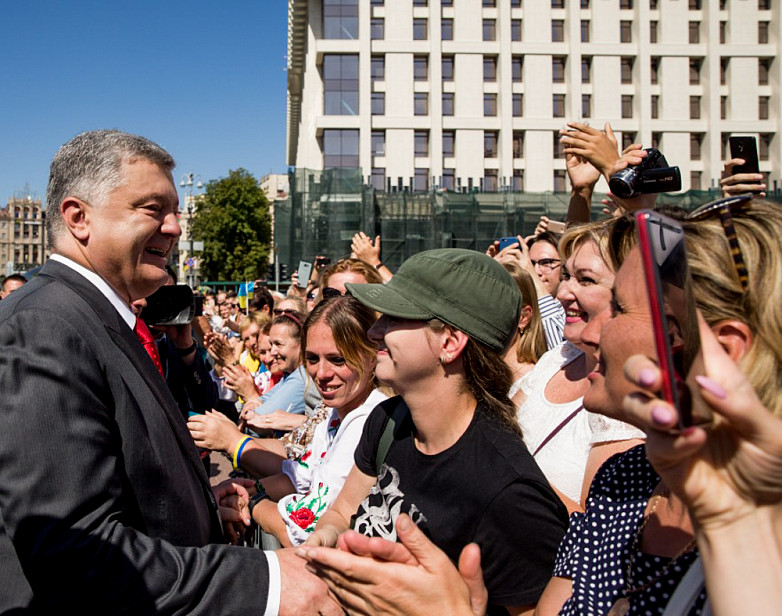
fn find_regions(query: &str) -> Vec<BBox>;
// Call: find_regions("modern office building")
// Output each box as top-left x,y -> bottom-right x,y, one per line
287,0 -> 780,194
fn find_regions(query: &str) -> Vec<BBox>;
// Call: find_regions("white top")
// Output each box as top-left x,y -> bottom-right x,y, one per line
516,341 -> 644,504
278,388 -> 389,545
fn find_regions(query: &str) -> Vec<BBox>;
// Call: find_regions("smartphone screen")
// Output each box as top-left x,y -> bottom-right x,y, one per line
635,210 -> 708,428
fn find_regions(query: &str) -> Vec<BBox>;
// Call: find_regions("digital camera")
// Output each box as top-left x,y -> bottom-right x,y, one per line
608,148 -> 682,198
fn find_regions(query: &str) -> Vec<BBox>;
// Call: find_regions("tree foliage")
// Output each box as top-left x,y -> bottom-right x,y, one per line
191,168 -> 271,282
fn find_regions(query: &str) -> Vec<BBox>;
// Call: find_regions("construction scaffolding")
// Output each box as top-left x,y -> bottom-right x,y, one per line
277,168 -> 779,273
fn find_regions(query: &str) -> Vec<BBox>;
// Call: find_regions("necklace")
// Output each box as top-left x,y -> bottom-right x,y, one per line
607,488 -> 697,616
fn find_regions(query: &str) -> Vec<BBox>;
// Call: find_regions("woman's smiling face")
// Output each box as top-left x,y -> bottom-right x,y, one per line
268,322 -> 301,375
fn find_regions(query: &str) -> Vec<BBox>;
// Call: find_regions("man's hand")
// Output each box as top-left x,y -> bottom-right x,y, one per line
297,514 -> 487,616
212,478 -> 254,544
721,158 -> 766,198
188,410 -> 244,454
277,547 -> 344,616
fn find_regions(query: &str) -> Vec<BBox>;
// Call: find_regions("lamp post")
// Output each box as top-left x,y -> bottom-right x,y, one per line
179,173 -> 203,288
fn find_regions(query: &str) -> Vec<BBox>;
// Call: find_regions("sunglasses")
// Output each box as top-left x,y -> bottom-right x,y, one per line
686,193 -> 753,291
273,308 -> 298,316
321,287 -> 344,300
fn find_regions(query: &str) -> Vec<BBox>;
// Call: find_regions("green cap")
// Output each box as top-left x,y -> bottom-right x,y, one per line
346,249 -> 521,353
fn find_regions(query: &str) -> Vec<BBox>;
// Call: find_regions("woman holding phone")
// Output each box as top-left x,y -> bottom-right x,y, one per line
307,249 -> 568,616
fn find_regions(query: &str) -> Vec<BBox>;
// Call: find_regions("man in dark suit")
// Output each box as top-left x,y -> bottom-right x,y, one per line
0,130 -> 338,614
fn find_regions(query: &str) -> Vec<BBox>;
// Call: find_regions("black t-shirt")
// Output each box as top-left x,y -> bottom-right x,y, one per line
354,396 -> 568,610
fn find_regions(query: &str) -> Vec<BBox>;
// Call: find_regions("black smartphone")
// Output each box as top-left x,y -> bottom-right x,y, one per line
142,284 -> 196,326
729,136 -> 760,176
635,210 -> 709,428
498,236 -> 519,251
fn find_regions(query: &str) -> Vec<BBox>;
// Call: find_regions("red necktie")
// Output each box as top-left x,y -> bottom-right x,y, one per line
134,317 -> 165,379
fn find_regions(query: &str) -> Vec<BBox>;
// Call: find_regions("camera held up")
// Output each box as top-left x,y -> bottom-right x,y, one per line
608,148 -> 682,199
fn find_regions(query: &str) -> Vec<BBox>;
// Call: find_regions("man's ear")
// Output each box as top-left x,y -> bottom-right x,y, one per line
712,319 -> 753,363
61,197 -> 90,241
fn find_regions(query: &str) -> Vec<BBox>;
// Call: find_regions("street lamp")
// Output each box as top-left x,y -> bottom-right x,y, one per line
179,173 -> 204,288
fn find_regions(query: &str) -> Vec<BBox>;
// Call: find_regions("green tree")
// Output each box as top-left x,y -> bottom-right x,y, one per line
191,168 -> 271,282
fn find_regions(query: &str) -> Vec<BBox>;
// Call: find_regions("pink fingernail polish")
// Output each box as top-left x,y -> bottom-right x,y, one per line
651,405 -> 674,426
639,368 -> 656,387
694,375 -> 727,399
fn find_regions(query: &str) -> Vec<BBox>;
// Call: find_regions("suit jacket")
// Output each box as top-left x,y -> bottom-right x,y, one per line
0,261 -> 270,614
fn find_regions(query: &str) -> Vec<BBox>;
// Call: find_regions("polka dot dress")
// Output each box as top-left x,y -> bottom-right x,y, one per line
553,445 -> 707,615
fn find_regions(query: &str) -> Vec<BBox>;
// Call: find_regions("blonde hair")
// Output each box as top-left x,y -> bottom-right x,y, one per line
683,200 -> 782,417
239,311 -> 272,334
502,263 -> 546,365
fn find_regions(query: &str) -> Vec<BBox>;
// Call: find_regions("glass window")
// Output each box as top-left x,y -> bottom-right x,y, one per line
483,19 -> 496,41
371,56 -> 385,82
690,96 -> 701,120
483,0 -> 496,6
760,96 -> 770,120
442,92 -> 455,116
442,56 -> 454,80
372,92 -> 385,115
371,168 -> 386,191
651,95 -> 659,119
552,20 -> 564,42
759,22 -> 769,44
689,0 -> 702,8
552,56 -> 566,83
689,21 -> 700,44
581,0 -> 590,6
415,130 -> 429,157
511,0 -> 522,7
553,131 -> 564,159
513,131 -> 523,158
553,170 -> 567,193
720,21 -> 726,44
690,171 -> 702,191
552,0 -> 565,7
441,0 -> 453,5
759,133 -> 772,161
483,92 -> 497,116
512,56 -> 523,82
581,20 -> 590,42
553,94 -> 565,118
622,95 -> 633,118
621,57 -> 634,84
690,133 -> 703,160
323,129 -> 359,167
371,130 -> 385,156
512,169 -> 524,191
650,57 -> 659,84
622,132 -> 636,151
483,170 -> 498,192
652,131 -> 662,150
442,18 -> 454,41
484,131 -> 498,158
323,54 -> 359,115
582,94 -> 591,119
415,92 -> 429,115
483,56 -> 497,82
621,0 -> 633,7
443,130 -> 455,157
414,168 -> 429,191
414,18 -> 428,40
759,0 -> 771,9
484,93 -> 497,116
511,19 -> 522,41
513,93 -> 523,117
442,169 -> 455,191
720,95 -> 727,120
620,21 -> 632,43
650,0 -> 658,8
371,0 -> 383,4
413,0 -> 428,5
650,21 -> 658,43
581,57 -> 591,83
759,58 -> 771,85
690,58 -> 701,84
721,58 -> 729,85
414,55 -> 429,81
371,17 -> 384,40
323,0 -> 358,40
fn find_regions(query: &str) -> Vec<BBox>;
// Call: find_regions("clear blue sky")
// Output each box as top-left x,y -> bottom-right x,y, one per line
0,0 -> 288,208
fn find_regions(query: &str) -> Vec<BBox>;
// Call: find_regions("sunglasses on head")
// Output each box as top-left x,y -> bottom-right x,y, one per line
686,193 -> 753,291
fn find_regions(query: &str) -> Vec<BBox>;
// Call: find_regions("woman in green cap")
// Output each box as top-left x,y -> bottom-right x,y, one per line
305,248 -> 568,616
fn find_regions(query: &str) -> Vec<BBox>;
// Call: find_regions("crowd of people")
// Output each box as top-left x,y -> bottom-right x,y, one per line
1,124 -> 781,616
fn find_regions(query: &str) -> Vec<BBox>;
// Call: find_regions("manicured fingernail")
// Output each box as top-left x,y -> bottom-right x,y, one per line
651,405 -> 675,426
694,375 -> 727,399
638,368 -> 657,387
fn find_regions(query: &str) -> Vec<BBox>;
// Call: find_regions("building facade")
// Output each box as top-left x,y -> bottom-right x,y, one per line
1,195 -> 47,276
287,0 -> 780,194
